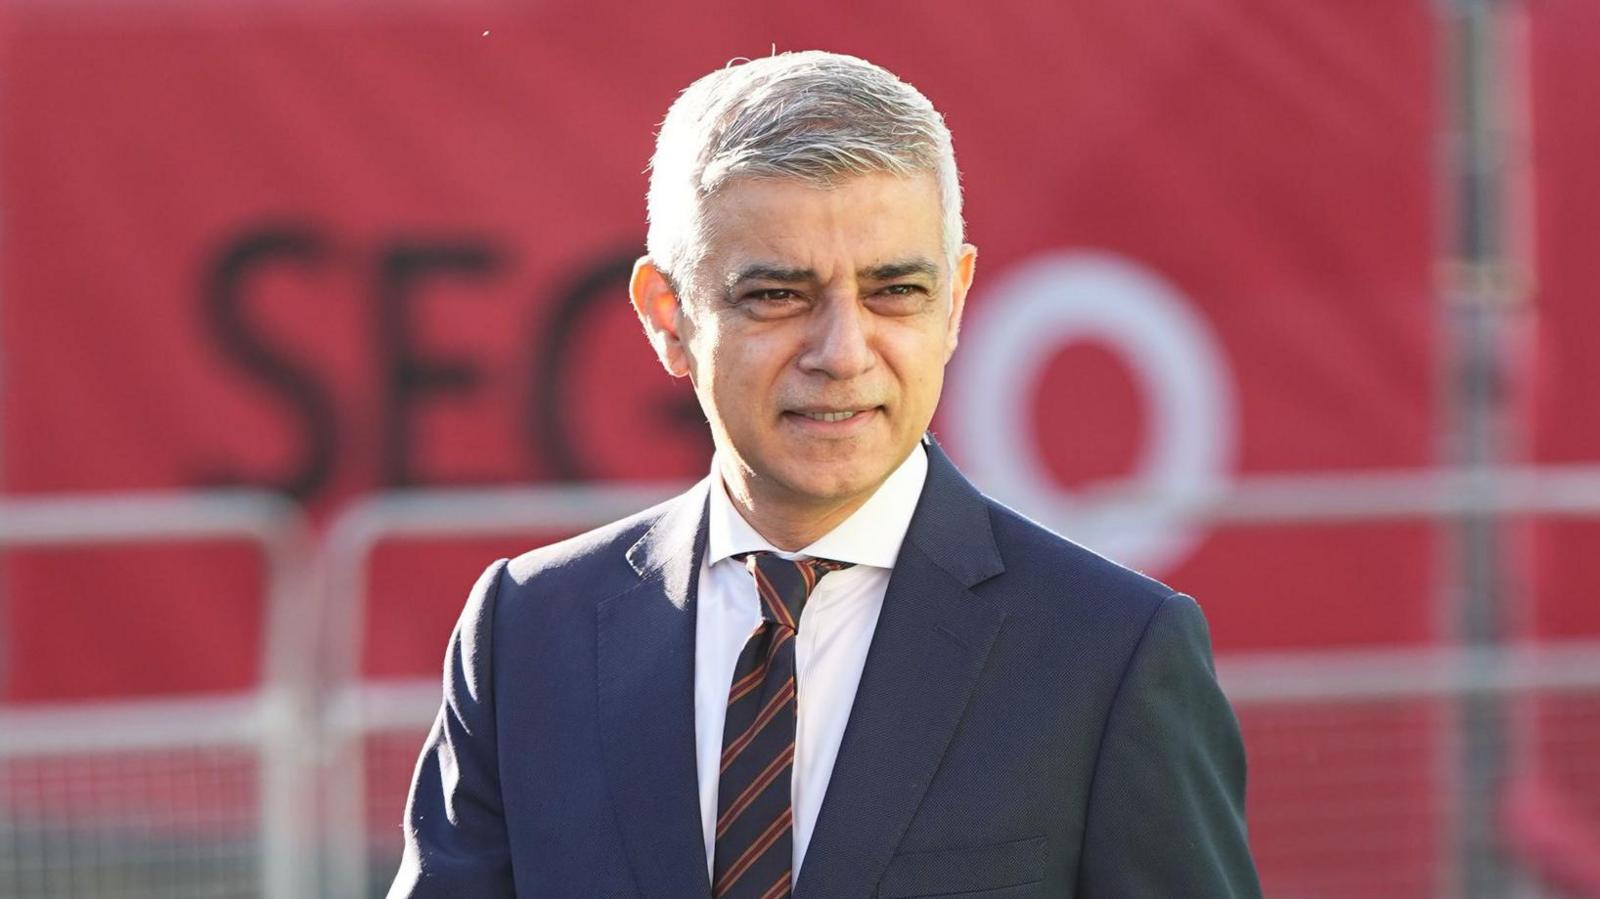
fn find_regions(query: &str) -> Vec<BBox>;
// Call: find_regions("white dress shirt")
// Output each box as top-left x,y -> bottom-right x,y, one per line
694,442 -> 929,885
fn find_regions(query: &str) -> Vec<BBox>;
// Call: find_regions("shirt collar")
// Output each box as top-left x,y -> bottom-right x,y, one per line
706,441 -> 929,570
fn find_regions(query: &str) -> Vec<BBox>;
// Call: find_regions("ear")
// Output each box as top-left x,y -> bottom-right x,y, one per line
629,256 -> 693,378
944,243 -> 978,359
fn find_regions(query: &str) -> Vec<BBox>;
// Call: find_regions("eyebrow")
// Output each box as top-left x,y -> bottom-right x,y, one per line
724,258 -> 941,293
861,259 -> 940,281
725,265 -> 813,290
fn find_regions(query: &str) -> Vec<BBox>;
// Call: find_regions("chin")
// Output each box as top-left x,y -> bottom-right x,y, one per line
777,462 -> 887,507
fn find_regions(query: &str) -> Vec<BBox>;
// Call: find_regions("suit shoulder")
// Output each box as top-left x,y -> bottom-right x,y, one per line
982,496 -> 1178,621
498,490 -> 678,594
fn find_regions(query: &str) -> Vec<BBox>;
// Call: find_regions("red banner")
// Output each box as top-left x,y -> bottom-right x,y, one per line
1,1 -> 1441,694
1529,2 -> 1600,640
1516,3 -> 1600,891
0,2 -> 1459,894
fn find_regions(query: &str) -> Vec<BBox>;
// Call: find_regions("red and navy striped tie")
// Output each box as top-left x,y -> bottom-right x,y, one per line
713,552 -> 854,899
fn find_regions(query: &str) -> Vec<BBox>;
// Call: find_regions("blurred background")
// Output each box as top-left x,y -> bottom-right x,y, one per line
0,0 -> 1596,896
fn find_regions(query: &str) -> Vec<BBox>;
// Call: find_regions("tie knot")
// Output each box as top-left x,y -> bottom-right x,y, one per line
736,551 -> 854,631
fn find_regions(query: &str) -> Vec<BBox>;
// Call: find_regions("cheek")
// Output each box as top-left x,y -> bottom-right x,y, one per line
683,316 -> 731,383
701,333 -> 781,412
724,321 -> 792,368
885,332 -> 951,393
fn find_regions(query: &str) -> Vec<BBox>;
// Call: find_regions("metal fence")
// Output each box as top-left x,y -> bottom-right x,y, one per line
0,492 -> 317,899
316,483 -> 681,899
3,469 -> 1599,897
320,466 -> 1600,898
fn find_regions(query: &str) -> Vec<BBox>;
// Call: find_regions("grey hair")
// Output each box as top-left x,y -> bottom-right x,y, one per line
646,51 -> 964,289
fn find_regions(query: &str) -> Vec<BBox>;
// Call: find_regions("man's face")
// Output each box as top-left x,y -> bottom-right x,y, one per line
633,171 -> 976,522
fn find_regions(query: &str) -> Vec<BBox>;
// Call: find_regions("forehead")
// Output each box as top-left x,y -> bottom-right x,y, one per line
694,171 -> 945,275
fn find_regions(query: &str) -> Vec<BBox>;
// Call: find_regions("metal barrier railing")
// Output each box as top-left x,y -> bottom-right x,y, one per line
6,467 -> 1599,896
0,490 -> 316,899
316,482 -> 682,899
317,464 -> 1600,898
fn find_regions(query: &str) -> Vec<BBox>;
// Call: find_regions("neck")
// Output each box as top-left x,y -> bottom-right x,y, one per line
736,496 -> 868,552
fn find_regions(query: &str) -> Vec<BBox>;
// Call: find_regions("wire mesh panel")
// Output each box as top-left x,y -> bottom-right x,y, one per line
1505,693 -> 1600,895
0,743 -> 259,899
1226,649 -> 1600,899
345,668 -> 1600,899
332,660 -> 1600,897
360,727 -> 433,895
1239,697 -> 1446,897
0,492 -> 315,899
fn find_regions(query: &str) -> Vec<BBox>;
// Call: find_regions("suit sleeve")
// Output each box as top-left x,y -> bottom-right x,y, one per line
1077,593 -> 1262,898
388,558 -> 516,899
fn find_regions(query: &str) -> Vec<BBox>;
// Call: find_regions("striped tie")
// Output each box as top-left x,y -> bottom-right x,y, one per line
713,551 -> 854,899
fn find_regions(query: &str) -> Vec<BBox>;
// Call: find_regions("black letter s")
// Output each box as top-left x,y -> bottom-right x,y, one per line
199,226 -> 337,501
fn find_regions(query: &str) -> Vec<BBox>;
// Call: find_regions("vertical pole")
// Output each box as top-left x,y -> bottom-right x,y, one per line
259,516 -> 321,899
1440,0 -> 1529,894
321,521 -> 377,899
0,53 -> 11,702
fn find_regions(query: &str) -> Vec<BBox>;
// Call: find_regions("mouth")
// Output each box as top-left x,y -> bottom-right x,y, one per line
796,409 -> 866,423
782,405 -> 884,430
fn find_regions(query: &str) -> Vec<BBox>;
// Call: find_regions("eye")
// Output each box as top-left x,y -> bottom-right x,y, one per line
880,284 -> 926,296
870,283 -> 932,314
737,288 -> 808,319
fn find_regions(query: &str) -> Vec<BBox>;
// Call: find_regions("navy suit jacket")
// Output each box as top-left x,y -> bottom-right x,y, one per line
390,441 -> 1261,897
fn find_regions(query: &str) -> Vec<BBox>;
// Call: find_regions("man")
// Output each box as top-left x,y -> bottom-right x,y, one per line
391,51 -> 1260,898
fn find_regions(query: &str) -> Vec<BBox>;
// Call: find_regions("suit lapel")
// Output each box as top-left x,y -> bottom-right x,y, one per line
795,441 -> 1007,899
597,480 -> 713,899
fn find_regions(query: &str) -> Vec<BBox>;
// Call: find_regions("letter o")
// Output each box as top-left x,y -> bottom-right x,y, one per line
946,251 -> 1237,574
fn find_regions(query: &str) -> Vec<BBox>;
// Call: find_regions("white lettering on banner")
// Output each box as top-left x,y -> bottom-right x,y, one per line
946,251 -> 1237,575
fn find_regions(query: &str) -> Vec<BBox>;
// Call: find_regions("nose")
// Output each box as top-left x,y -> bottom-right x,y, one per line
798,297 -> 876,380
